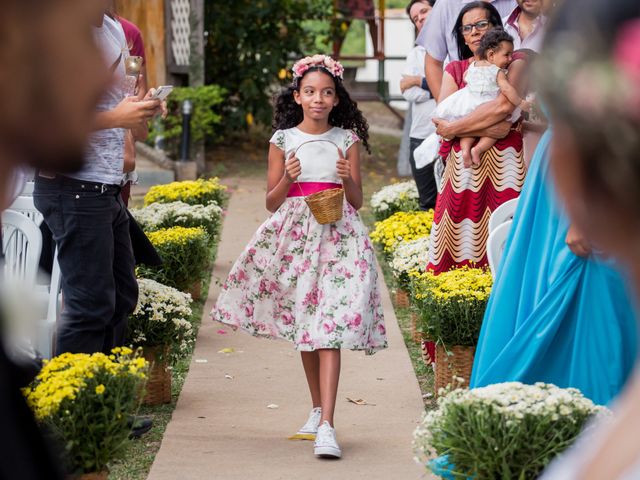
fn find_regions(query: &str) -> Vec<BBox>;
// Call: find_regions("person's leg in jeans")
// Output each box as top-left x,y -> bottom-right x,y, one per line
34,179 -> 119,354
103,194 -> 138,353
409,137 -> 437,211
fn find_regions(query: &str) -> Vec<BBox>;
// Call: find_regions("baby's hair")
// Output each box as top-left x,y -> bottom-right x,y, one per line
477,28 -> 514,59
272,67 -> 371,153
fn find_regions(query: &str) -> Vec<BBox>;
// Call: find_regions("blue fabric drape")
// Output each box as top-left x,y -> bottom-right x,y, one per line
470,129 -> 638,406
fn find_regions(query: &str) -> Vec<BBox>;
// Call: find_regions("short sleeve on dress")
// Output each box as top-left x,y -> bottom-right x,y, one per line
269,130 -> 286,151
444,60 -> 469,88
344,129 -> 361,152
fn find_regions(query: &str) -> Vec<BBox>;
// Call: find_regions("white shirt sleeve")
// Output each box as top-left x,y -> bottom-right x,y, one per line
402,47 -> 431,104
416,1 -> 449,62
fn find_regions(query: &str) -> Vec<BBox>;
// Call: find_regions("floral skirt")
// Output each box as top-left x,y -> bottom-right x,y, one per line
211,197 -> 387,355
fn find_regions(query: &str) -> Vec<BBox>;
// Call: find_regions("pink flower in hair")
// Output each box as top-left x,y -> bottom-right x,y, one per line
291,54 -> 344,81
614,19 -> 640,116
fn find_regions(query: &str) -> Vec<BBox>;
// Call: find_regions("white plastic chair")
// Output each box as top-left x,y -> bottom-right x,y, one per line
7,194 -> 61,358
486,220 -> 512,278
488,198 -> 519,234
2,210 -> 43,287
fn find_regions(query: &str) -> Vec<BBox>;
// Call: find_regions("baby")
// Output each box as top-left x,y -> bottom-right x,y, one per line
436,28 -> 531,167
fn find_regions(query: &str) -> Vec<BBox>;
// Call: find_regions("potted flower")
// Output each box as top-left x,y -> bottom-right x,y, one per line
23,348 -> 148,479
370,210 -> 434,307
144,177 -> 227,207
127,278 -> 193,405
414,382 -> 608,479
389,236 -> 430,340
411,266 -> 492,393
131,200 -> 223,255
138,226 -> 210,299
370,180 -> 420,221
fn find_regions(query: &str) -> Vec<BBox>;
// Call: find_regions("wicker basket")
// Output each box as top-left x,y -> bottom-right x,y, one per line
292,139 -> 344,225
142,345 -> 172,405
434,344 -> 476,397
410,311 -> 422,343
72,472 -> 108,480
305,188 -> 344,224
394,288 -> 410,308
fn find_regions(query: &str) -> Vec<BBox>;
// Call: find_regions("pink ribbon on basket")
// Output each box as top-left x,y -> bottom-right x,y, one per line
287,182 -> 342,197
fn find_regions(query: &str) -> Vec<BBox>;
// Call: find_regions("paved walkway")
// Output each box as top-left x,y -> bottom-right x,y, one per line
148,177 -> 426,480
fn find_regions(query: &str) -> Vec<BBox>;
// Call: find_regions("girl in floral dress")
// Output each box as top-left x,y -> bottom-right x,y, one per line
211,54 -> 387,459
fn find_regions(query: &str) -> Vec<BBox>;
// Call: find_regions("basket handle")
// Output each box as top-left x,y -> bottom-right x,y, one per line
289,139 -> 343,197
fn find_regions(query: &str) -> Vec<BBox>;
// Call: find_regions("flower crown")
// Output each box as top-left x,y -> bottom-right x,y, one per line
291,55 -> 345,81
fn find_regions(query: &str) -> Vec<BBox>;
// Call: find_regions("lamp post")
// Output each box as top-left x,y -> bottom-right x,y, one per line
180,99 -> 193,161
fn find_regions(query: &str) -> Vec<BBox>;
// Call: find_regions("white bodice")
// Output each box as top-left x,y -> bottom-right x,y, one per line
270,127 -> 360,183
464,63 -> 501,96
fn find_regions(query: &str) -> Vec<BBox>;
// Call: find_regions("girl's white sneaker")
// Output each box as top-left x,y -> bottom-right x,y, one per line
293,407 -> 322,439
314,421 -> 342,458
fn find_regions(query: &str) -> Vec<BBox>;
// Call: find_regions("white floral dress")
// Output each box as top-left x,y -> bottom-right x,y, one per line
211,126 -> 387,354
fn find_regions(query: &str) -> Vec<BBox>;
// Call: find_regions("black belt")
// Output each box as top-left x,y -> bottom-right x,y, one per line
36,172 -> 121,194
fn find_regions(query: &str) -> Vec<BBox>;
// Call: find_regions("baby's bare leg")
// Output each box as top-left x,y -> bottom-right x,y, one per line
471,136 -> 498,166
460,137 -> 475,168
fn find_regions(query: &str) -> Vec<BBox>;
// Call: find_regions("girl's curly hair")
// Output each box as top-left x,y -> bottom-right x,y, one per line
272,67 -> 371,153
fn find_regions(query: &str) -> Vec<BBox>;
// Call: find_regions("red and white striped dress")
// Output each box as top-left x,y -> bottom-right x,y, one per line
427,57 -> 527,274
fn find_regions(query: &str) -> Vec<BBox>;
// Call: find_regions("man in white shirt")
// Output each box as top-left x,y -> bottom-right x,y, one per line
502,0 -> 546,52
33,10 -> 161,356
416,0 -> 517,100
401,0 -> 438,210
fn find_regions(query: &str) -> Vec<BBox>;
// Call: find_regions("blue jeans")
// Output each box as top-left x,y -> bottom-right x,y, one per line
33,175 -> 138,355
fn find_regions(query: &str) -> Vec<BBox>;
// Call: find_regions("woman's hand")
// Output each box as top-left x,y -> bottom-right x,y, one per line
566,223 -> 592,257
284,153 -> 301,182
400,75 -> 422,93
433,118 -> 454,140
336,148 -> 352,180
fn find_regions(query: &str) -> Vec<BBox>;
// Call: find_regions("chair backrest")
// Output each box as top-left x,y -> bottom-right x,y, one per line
2,210 -> 43,286
488,198 -> 519,234
486,220 -> 512,278
9,195 -> 43,227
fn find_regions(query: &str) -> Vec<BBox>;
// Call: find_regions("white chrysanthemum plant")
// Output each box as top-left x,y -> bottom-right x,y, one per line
390,236 -> 430,291
370,180 -> 420,221
127,278 -> 194,362
131,201 -> 223,239
413,382 -> 610,479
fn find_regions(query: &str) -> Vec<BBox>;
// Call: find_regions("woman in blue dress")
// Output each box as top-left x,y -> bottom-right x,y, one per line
470,125 -> 638,406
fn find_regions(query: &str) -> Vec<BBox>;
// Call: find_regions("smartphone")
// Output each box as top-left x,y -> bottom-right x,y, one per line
150,85 -> 174,101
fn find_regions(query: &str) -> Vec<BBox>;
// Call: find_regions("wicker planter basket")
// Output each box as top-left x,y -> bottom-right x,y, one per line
434,344 -> 476,397
410,312 -> 422,343
187,279 -> 201,301
142,345 -> 171,405
305,188 -> 344,224
71,472 -> 108,480
394,288 -> 410,308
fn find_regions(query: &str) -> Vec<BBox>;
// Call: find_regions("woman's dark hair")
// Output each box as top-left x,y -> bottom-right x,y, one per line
538,0 -> 640,244
476,28 -> 513,59
406,0 -> 436,19
452,1 -> 503,60
273,66 -> 371,153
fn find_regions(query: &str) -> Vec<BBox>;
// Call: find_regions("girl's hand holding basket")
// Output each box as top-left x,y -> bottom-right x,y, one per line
284,152 -> 302,182
336,148 -> 352,181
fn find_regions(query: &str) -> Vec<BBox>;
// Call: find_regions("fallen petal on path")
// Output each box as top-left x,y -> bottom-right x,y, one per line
346,397 -> 376,406
195,359 -> 208,364
218,348 -> 235,354
267,404 -> 279,409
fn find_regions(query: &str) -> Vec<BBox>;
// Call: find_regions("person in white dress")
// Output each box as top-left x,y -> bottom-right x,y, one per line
433,28 -> 531,167
211,54 -> 387,460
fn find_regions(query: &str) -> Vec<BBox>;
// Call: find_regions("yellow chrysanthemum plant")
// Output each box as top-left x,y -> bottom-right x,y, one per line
369,210 -> 434,259
138,226 -> 210,293
144,178 -> 227,207
22,348 -> 148,475
410,266 -> 493,347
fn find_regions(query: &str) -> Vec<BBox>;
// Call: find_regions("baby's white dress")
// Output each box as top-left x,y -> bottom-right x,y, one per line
435,62 -> 503,121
